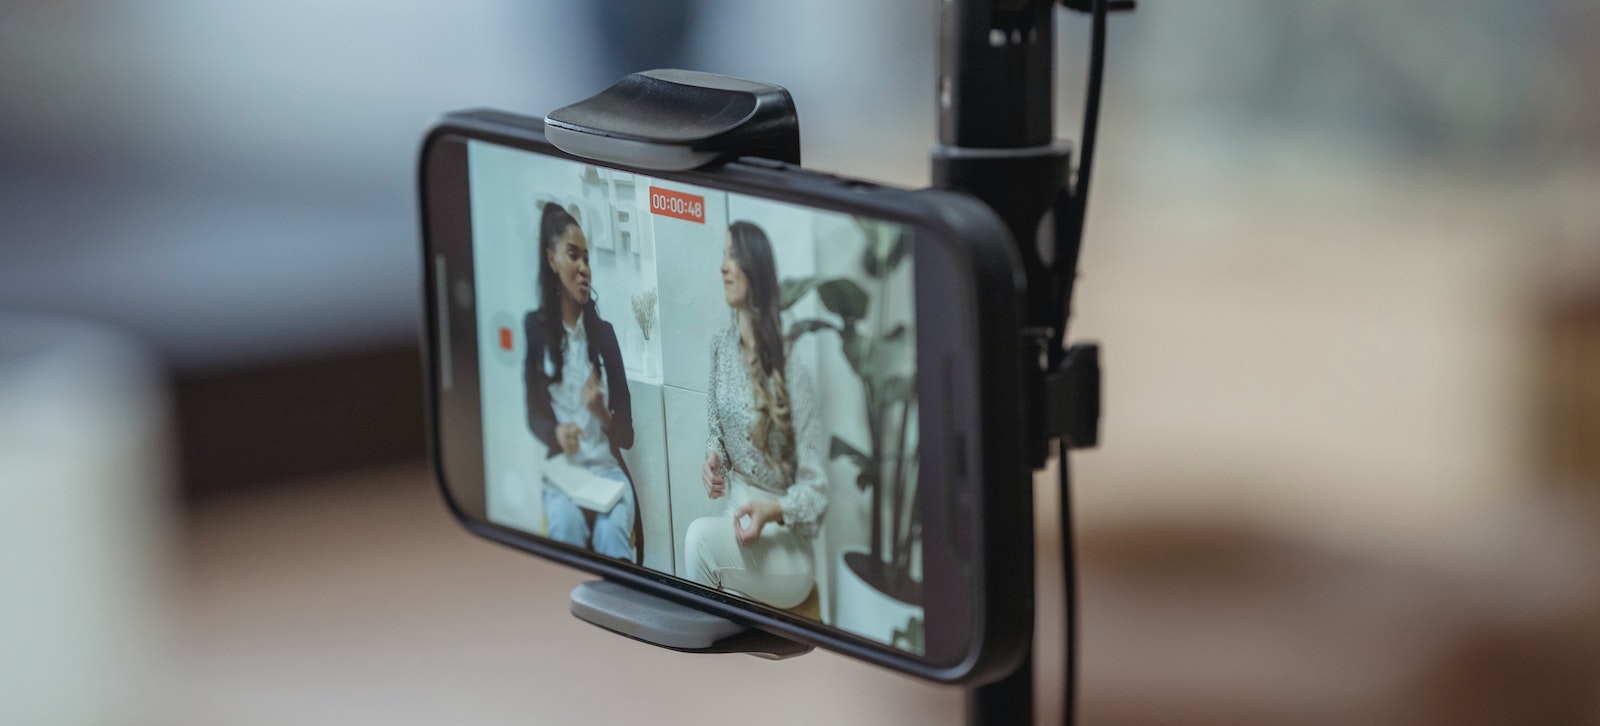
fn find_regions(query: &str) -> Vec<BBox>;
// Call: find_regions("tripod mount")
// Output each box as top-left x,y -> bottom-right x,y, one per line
543,1 -> 1132,721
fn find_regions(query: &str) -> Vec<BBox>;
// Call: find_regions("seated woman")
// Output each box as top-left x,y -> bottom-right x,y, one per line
524,203 -> 638,563
684,220 -> 827,610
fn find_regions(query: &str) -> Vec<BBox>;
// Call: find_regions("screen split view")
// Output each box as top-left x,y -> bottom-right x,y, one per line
467,142 -> 927,653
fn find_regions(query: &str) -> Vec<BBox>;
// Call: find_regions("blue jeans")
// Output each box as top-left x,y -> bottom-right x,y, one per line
543,468 -> 636,562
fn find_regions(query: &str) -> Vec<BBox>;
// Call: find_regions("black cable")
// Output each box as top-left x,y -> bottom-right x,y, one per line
1061,2 -> 1110,723
1055,0 -> 1112,342
1072,0 -> 1108,257
1060,446 -> 1078,726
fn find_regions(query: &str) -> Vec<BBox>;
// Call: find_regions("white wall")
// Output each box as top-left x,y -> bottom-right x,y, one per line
620,378 -> 672,573
652,180 -> 729,572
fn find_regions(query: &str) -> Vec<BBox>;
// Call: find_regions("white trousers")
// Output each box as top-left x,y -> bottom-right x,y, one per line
682,476 -> 815,609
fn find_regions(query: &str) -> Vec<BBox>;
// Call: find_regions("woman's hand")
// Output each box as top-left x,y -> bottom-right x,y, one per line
702,452 -> 725,499
733,500 -> 783,547
583,369 -> 613,430
582,369 -> 605,415
556,422 -> 582,457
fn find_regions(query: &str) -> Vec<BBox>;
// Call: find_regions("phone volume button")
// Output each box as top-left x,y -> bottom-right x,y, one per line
945,356 -> 975,564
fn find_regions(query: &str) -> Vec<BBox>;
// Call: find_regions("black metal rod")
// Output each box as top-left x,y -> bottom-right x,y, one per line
939,0 -> 1056,149
934,0 -> 1070,338
937,2 -> 1068,725
1060,451 -> 1079,724
967,655 -> 1034,725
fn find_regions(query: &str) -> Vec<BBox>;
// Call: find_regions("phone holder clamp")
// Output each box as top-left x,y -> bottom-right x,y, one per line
1043,342 -> 1101,450
551,69 -> 813,660
545,69 -> 801,172
569,580 -> 812,660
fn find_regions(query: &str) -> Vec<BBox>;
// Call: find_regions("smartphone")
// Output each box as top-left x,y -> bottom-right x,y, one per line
419,110 -> 1030,684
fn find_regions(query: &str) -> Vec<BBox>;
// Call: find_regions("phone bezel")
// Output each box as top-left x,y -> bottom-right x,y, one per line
418,110 -> 1030,685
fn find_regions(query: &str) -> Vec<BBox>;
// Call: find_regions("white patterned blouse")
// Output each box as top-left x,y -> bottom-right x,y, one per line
704,325 -> 828,539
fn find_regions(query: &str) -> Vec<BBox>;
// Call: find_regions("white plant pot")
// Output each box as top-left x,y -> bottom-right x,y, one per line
833,546 -> 922,647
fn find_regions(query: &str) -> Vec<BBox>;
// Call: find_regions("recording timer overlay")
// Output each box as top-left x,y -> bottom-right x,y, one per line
469,140 -> 927,654
649,187 -> 705,223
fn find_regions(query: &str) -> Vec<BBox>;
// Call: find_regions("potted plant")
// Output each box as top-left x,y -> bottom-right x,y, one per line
782,221 -> 922,647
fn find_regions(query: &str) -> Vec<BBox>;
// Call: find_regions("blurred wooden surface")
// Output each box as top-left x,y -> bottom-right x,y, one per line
1536,277 -> 1600,493
168,464 -> 967,726
165,462 -> 1600,725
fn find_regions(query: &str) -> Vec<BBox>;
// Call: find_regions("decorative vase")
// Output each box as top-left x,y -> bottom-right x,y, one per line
641,341 -> 658,379
623,326 -> 643,375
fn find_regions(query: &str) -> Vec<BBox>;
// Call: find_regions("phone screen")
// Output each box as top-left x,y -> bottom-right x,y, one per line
467,141 -> 926,654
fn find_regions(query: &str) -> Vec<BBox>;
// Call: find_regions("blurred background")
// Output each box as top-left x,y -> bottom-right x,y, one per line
3,0 -> 1600,724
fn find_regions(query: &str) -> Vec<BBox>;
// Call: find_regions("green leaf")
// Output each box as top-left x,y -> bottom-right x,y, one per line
883,230 -> 910,272
851,217 -> 875,244
862,335 -> 912,384
841,331 -> 871,378
816,279 -> 869,322
785,318 -> 839,345
860,241 -> 882,278
829,436 -> 871,469
780,276 -> 822,311
832,437 -> 880,492
849,219 -> 908,279
857,220 -> 899,278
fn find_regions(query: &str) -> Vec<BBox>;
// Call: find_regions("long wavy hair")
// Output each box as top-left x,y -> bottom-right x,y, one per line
728,220 -> 795,481
538,203 -> 601,383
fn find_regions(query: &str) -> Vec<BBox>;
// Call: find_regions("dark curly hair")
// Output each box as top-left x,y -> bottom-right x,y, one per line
538,203 -> 600,383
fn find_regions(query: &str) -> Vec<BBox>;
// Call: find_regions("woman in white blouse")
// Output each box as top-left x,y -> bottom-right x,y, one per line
524,204 -> 638,563
683,220 -> 827,610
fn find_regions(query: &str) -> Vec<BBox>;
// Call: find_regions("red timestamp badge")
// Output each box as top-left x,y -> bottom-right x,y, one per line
649,187 -> 705,223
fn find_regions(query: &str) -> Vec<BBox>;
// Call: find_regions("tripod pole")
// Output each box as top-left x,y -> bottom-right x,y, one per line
935,0 -> 1066,334
934,2 -> 1064,724
937,0 -> 1127,721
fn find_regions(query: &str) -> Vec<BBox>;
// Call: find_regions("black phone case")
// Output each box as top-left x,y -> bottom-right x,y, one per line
417,110 -> 1032,685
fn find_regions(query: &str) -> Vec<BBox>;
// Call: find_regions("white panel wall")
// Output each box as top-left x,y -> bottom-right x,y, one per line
649,181 -> 727,574
663,385 -> 715,576
620,379 -> 672,573
589,169 -> 664,385
654,182 -> 730,393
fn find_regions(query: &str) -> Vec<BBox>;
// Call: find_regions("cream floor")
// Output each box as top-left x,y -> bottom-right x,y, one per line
166,463 -> 1065,726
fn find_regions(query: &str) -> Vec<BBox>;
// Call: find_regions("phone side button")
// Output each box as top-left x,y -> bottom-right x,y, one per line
434,254 -> 453,391
949,430 -> 974,564
946,357 -> 975,564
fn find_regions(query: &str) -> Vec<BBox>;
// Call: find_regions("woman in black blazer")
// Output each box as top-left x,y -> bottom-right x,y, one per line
524,203 -> 639,563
